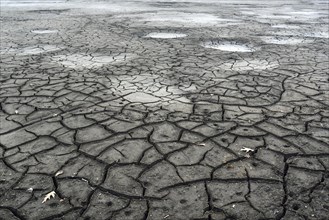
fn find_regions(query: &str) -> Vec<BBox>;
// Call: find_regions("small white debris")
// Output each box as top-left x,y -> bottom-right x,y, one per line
53,113 -> 58,117
164,215 -> 170,219
27,188 -> 33,193
15,110 -> 18,114
55,170 -> 63,177
42,191 -> 56,203
240,147 -> 254,153
194,142 -> 206,147
232,204 -> 235,208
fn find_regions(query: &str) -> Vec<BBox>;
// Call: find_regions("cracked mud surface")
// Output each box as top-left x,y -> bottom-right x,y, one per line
0,0 -> 329,219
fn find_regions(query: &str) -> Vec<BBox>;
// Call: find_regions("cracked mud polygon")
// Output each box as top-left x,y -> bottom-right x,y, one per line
0,0 -> 329,219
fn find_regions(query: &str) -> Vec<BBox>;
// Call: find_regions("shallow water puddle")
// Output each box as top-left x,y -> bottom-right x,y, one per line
31,29 -> 58,34
201,40 -> 256,52
144,32 -> 187,39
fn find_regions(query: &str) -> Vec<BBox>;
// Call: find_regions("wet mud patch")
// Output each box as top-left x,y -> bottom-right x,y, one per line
144,32 -> 187,39
116,11 -> 239,27
272,29 -> 329,39
201,39 -> 257,52
260,36 -> 313,45
1,45 -> 64,56
303,32 -> 329,38
218,59 -> 279,71
28,9 -> 70,15
148,1 -> 187,8
52,53 -> 133,69
255,10 -> 324,23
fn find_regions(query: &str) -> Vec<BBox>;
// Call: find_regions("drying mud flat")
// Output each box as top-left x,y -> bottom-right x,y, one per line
0,0 -> 328,219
